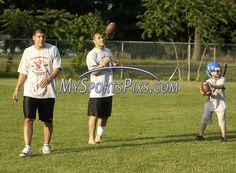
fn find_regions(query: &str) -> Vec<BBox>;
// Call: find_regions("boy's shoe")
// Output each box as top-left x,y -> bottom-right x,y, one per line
196,135 -> 204,140
221,137 -> 228,142
19,146 -> 32,157
41,144 -> 52,154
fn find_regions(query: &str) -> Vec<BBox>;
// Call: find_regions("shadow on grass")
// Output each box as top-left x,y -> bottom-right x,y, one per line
164,130 -> 236,141
52,130 -> 236,155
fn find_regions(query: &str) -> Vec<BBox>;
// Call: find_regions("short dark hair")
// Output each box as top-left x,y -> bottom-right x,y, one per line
33,28 -> 45,36
93,33 -> 101,40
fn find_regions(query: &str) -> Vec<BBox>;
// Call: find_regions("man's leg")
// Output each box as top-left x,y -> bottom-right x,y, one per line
88,115 -> 97,144
23,118 -> 34,146
95,117 -> 108,142
41,121 -> 53,154
44,121 -> 53,144
220,126 -> 226,137
20,118 -> 34,157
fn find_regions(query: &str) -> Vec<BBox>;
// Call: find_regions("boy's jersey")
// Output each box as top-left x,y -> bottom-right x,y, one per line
205,76 -> 226,110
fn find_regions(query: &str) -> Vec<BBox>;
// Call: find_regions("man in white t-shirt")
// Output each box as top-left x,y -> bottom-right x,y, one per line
86,33 -> 119,144
12,29 -> 62,157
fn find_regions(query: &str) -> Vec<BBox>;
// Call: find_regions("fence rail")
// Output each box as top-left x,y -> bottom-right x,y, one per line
0,38 -> 236,81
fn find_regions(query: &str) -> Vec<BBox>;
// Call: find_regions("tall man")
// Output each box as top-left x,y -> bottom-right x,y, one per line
12,29 -> 62,157
86,33 -> 118,144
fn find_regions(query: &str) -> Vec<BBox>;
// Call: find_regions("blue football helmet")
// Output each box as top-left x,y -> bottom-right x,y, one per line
206,61 -> 221,77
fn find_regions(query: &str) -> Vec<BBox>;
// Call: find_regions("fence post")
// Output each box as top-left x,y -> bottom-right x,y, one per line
187,41 -> 191,81
120,64 -> 123,80
121,41 -> 124,56
213,46 -> 216,61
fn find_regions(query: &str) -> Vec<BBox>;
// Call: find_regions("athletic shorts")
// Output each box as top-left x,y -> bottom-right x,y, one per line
23,96 -> 55,122
201,104 -> 226,127
87,96 -> 112,118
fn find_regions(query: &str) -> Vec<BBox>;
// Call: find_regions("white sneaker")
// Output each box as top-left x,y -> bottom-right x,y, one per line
41,144 -> 52,154
19,146 -> 32,157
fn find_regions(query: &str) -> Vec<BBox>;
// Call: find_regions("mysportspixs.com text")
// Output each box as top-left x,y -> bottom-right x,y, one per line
58,78 -> 178,94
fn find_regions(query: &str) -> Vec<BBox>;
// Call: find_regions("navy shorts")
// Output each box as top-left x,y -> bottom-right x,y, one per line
23,96 -> 55,122
88,96 -> 112,118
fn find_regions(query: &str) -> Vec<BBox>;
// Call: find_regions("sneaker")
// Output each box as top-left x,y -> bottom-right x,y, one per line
196,135 -> 204,140
221,137 -> 228,142
41,144 -> 52,154
19,146 -> 32,157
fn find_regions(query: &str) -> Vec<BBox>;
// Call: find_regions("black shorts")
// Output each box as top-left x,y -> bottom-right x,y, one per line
23,96 -> 55,122
88,96 -> 112,118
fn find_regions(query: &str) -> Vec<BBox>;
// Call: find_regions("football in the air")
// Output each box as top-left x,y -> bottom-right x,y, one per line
201,82 -> 211,95
105,22 -> 116,36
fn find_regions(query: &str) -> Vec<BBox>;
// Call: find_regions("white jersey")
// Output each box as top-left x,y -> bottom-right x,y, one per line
205,76 -> 226,111
18,43 -> 62,98
86,47 -> 114,98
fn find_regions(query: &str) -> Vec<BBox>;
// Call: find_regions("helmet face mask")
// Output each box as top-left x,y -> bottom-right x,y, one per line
206,61 -> 221,77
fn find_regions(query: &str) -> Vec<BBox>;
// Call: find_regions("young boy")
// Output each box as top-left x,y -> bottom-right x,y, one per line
196,61 -> 227,142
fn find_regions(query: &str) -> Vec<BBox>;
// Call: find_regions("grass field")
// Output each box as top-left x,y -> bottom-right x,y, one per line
1,78 -> 236,173
1,55 -> 236,81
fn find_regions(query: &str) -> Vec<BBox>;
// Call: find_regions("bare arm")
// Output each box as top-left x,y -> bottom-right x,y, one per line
12,73 -> 27,102
209,84 -> 224,89
91,56 -> 111,76
39,68 -> 62,88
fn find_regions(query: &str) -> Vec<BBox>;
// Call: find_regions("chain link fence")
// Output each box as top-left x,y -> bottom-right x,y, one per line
0,38 -> 236,81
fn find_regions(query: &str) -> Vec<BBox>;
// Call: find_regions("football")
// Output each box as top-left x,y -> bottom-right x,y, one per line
201,82 -> 211,95
105,22 -> 116,36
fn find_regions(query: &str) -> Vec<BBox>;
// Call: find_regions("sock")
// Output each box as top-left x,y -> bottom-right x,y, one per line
25,144 -> 31,149
97,126 -> 104,136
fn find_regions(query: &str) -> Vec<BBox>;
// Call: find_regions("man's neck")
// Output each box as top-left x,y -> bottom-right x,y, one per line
34,44 -> 44,50
95,45 -> 104,50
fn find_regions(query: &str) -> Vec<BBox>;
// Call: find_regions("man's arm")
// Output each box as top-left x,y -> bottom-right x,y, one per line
39,68 -> 62,88
91,56 -> 111,76
12,73 -> 27,102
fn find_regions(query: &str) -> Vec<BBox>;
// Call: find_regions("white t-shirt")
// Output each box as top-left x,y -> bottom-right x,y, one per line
18,43 -> 62,98
205,76 -> 226,111
86,47 -> 114,98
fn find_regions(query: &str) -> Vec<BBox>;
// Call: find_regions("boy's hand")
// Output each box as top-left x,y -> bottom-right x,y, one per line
200,86 -> 211,96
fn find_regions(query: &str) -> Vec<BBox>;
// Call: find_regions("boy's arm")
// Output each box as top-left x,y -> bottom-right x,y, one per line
209,84 -> 224,89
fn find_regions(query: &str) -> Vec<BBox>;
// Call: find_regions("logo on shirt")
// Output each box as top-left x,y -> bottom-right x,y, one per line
31,57 -> 48,74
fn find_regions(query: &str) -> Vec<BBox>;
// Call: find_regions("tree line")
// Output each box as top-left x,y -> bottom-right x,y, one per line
0,0 -> 236,60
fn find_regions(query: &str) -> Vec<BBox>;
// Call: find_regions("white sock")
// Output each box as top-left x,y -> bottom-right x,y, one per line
25,144 -> 31,149
97,126 -> 104,136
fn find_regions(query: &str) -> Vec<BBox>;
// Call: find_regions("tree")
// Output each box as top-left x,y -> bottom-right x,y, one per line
0,7 -> 35,38
65,11 -> 105,76
100,0 -> 145,40
0,0 -> 96,15
137,0 -> 236,60
0,7 -> 104,46
0,0 -> 146,41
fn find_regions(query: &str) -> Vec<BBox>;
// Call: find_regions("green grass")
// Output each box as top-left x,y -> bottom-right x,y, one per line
1,55 -> 236,81
1,78 -> 236,173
